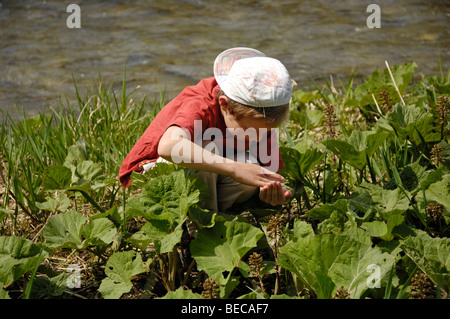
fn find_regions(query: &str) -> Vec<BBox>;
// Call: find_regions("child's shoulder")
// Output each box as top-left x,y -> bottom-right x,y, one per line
181,77 -> 218,97
158,77 -> 222,127
174,77 -> 220,111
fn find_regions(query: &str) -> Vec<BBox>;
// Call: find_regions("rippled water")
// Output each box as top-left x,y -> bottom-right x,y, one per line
0,0 -> 449,119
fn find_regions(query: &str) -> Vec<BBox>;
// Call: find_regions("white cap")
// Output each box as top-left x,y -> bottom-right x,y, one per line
213,47 -> 292,108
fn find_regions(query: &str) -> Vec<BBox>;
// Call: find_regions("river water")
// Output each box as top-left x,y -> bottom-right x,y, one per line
0,0 -> 449,119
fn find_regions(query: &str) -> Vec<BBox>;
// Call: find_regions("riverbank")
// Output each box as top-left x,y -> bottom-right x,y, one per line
0,61 -> 449,299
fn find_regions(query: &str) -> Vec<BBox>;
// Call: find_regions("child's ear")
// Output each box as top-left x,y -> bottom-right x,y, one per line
218,95 -> 230,113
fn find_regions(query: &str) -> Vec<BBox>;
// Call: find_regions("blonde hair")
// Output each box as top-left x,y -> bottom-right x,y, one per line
217,89 -> 289,126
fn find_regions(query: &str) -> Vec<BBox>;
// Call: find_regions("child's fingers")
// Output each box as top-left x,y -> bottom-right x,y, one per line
259,167 -> 284,181
279,183 -> 285,202
266,183 -> 273,200
259,187 -> 268,203
267,183 -> 274,203
260,183 -> 288,206
273,183 -> 282,204
263,183 -> 279,205
277,183 -> 285,204
259,176 -> 285,187
281,186 -> 292,199
259,189 -> 266,202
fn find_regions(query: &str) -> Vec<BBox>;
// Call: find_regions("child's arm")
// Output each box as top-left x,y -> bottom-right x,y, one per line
157,126 -> 285,188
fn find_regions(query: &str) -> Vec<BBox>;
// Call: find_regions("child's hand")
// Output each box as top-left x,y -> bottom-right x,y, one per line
259,181 -> 292,206
231,162 -> 285,188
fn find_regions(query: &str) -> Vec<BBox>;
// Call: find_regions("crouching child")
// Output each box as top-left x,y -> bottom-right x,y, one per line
119,47 -> 293,218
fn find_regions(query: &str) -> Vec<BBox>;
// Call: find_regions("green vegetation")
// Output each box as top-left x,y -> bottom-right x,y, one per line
0,62 -> 448,299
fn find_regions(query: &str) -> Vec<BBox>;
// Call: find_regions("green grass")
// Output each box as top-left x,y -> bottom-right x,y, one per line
0,69 -> 165,233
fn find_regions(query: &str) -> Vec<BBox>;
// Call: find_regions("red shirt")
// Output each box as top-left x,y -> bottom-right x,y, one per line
119,77 -> 283,187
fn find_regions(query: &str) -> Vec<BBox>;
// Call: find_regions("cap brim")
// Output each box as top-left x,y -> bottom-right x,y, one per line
213,47 -> 266,86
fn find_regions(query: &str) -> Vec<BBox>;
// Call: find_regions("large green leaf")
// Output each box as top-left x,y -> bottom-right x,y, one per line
401,231 -> 450,289
289,108 -> 322,128
126,169 -> 209,228
63,144 -> 87,169
305,199 -> 349,221
323,129 -> 389,171
72,160 -> 104,185
383,162 -> 428,195
130,221 -> 186,254
43,210 -> 87,249
35,194 -> 71,213
128,219 -> 170,252
383,103 -> 441,144
125,169 -> 209,254
63,144 -> 103,185
359,182 -> 410,213
190,221 -> 263,280
43,211 -> 117,249
0,236 -> 47,287
323,139 -> 365,171
280,146 -> 324,180
98,251 -> 147,299
423,173 -> 450,212
279,234 -> 395,299
42,165 -> 72,191
361,212 -> 404,242
82,218 -> 118,247
188,205 -> 216,229
29,272 -> 70,299
289,219 -> 315,241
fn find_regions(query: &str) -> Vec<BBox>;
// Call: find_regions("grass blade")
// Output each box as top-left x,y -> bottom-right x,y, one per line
23,249 -> 44,299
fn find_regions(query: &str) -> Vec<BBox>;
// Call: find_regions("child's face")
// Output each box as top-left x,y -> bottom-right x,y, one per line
219,97 -> 277,143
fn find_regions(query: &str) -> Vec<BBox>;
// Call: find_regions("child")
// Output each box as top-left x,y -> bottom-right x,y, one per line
119,47 -> 292,213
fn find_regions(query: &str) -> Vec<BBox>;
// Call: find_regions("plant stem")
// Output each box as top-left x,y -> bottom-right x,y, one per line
182,259 -> 196,288
165,247 -> 179,291
23,249 -> 44,299
273,235 -> 280,295
158,255 -> 170,292
68,189 -> 104,213
385,60 -> 406,106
